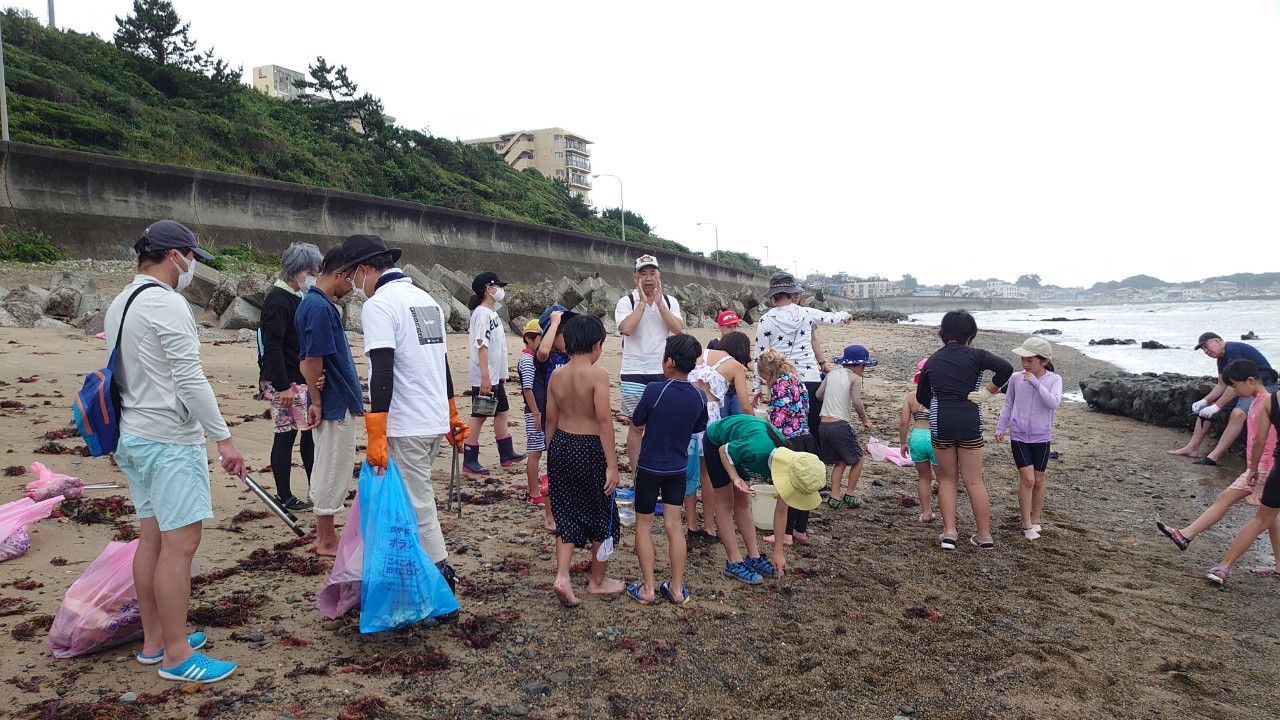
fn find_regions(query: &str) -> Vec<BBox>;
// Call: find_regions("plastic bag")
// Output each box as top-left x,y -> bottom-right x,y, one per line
45,540 -> 197,659
358,460 -> 459,633
0,495 -> 64,562
596,496 -> 617,562
867,437 -> 916,468
317,494 -> 363,619
24,462 -> 84,502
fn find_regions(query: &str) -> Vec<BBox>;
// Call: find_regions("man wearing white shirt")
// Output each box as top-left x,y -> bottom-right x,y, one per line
615,254 -> 685,479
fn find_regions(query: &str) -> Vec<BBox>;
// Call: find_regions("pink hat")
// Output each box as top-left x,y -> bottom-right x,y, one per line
911,358 -> 927,383
716,310 -> 742,327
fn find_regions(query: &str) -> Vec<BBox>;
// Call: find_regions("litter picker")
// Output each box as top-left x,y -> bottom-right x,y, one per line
221,457 -> 304,536
447,442 -> 463,518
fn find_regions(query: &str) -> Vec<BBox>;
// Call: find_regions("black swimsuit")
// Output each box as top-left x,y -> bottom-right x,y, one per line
916,343 -> 1014,445
1264,391 -> 1280,509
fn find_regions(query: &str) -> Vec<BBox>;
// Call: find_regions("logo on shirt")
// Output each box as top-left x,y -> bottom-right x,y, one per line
410,306 -> 445,345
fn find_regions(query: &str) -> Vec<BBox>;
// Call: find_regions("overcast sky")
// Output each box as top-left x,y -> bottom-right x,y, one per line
14,1 -> 1280,287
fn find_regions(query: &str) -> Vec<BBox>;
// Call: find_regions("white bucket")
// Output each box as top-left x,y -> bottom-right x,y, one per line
750,483 -> 779,531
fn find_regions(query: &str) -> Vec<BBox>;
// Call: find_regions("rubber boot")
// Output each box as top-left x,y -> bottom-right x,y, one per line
435,560 -> 460,623
497,434 -> 527,467
463,443 -> 489,475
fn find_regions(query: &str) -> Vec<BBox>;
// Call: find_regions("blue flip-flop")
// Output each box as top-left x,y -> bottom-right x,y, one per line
626,583 -> 655,605
659,581 -> 690,606
136,632 -> 207,665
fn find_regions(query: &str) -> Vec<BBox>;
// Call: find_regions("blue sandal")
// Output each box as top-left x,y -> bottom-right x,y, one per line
137,632 -> 207,665
746,556 -> 779,579
723,561 -> 763,585
659,581 -> 690,606
626,583 -> 655,605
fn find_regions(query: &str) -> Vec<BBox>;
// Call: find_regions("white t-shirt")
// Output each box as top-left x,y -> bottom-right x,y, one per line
361,274 -> 450,437
614,291 -> 684,375
468,304 -> 509,385
106,275 -> 231,445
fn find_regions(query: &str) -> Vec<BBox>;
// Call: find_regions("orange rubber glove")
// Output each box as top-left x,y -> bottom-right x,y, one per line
446,398 -> 469,451
364,412 -> 389,469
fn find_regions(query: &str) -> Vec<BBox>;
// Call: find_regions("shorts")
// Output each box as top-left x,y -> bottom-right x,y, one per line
1264,464 -> 1280,509
703,432 -> 764,491
1010,440 -> 1051,472
115,432 -> 212,532
786,432 -> 819,455
548,431 -> 620,548
908,427 -> 936,465
818,421 -> 863,466
635,469 -> 686,514
470,382 -> 510,417
310,411 -> 357,516
620,373 -> 665,417
1228,462 -> 1274,506
1224,382 -> 1280,414
259,380 -> 310,433
932,436 -> 985,450
524,411 -> 546,453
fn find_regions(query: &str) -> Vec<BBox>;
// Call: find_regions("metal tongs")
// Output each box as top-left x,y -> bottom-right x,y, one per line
220,456 -> 305,536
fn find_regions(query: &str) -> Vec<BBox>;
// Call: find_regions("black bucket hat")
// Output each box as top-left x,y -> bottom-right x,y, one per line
337,234 -> 401,273
763,271 -> 802,299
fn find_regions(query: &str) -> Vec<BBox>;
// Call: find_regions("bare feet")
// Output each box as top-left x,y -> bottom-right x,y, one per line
313,543 -> 338,557
1168,447 -> 1199,458
543,510 -> 557,534
586,577 -> 626,595
553,578 -> 580,607
792,531 -> 809,545
762,534 -> 794,546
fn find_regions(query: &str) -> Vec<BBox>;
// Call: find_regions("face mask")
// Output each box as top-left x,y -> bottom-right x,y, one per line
347,269 -> 368,301
492,286 -> 506,303
172,253 -> 196,292
301,274 -> 318,291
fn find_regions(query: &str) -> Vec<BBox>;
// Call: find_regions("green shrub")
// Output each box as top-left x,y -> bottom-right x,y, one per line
0,225 -> 62,263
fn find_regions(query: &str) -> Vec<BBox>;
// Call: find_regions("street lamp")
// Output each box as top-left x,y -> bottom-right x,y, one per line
592,173 -> 624,243
696,222 -> 719,256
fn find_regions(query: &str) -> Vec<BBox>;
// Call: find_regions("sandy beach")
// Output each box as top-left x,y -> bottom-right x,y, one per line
1,287 -> 1279,719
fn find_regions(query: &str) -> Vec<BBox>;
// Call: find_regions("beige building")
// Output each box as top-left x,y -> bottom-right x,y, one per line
252,65 -> 307,100
463,128 -> 593,198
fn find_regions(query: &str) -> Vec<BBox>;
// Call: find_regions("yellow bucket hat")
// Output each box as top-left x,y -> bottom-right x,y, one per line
522,318 -> 542,335
769,447 -> 824,511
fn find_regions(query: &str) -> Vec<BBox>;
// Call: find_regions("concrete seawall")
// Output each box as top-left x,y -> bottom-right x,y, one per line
0,142 -> 762,291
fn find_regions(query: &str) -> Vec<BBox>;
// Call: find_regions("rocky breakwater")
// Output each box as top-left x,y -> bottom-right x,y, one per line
1079,372 -> 1217,430
1,262 -> 902,338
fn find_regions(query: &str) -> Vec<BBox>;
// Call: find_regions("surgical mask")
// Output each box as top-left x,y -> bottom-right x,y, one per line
347,269 -> 368,301
492,286 -> 506,303
172,253 -> 196,292
301,274 -> 318,291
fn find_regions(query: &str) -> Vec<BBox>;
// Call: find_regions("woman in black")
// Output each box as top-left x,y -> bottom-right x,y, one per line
258,242 -> 323,512
916,310 -> 1013,550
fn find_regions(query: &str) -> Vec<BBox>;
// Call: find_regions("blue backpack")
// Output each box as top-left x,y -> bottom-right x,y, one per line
73,283 -> 161,456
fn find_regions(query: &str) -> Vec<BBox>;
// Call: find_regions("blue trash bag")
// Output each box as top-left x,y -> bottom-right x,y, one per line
357,460 -> 459,633
685,435 -> 701,497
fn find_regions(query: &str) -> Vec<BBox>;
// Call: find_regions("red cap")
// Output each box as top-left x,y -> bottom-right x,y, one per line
716,310 -> 742,327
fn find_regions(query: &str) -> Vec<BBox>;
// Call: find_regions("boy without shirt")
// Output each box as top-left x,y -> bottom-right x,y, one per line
544,315 -> 626,607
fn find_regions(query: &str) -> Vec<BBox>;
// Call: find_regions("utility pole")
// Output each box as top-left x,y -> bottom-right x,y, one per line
0,19 -> 9,142
48,1 -> 56,28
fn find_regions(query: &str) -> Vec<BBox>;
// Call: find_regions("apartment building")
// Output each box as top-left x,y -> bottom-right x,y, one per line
840,277 -> 896,299
462,128 -> 593,198
252,65 -> 307,100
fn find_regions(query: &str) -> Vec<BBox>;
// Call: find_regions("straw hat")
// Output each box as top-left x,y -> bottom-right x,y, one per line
769,447 -> 824,511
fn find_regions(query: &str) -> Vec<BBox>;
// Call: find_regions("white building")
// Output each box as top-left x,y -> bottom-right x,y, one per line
252,65 -> 306,101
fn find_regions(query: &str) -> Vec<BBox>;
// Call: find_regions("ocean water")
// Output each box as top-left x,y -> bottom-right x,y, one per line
906,299 -> 1280,376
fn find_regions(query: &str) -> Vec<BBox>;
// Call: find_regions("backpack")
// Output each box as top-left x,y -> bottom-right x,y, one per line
625,291 -> 673,310
73,283 -> 161,456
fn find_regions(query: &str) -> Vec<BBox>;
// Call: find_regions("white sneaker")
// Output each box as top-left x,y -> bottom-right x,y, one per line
1032,524 -> 1042,533
1023,528 -> 1041,540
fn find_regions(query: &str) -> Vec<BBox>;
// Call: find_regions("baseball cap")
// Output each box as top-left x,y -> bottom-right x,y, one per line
1194,332 -> 1221,350
1012,336 -> 1054,360
635,254 -> 659,271
522,318 -> 542,335
471,271 -> 508,297
135,220 -> 213,260
716,310 -> 741,327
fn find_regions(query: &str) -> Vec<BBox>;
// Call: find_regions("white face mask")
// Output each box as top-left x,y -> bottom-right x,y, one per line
492,286 -> 506,303
348,269 -> 368,301
172,252 -> 196,292
301,274 -> 318,291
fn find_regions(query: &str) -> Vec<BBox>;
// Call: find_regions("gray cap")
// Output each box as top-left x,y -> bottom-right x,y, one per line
136,220 -> 213,260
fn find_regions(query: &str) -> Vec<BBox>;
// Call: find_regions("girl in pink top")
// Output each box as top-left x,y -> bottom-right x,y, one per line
1158,359 -> 1280,559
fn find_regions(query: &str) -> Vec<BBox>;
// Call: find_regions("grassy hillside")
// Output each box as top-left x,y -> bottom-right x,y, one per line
0,9 -> 705,257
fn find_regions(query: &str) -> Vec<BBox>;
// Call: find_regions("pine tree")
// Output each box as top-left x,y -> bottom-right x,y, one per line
113,0 -> 198,67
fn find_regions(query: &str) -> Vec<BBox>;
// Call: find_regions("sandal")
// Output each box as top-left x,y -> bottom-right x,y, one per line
526,493 -> 546,506
1206,565 -> 1230,586
969,534 -> 995,550
626,583 -> 655,605
659,580 -> 690,606
826,496 -> 844,509
841,495 -> 863,508
746,555 -> 779,579
940,534 -> 957,550
1156,521 -> 1190,551
723,561 -> 763,585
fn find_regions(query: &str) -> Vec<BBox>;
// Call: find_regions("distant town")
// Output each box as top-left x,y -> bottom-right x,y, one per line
799,273 -> 1275,305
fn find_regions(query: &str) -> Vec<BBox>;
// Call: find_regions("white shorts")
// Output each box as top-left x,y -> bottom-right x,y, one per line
310,412 -> 356,516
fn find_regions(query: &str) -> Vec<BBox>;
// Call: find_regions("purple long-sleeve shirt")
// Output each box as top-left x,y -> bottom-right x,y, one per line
995,370 -> 1062,444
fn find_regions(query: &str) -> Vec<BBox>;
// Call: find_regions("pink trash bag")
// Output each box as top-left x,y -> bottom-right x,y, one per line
867,437 -> 917,468
0,495 -> 65,562
317,495 -> 362,619
46,540 -> 197,659
24,462 -> 84,502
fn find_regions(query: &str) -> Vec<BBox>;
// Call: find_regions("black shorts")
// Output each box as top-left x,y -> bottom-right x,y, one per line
1010,440 -> 1050,472
470,382 -> 509,417
1263,464 -> 1280,509
703,433 -> 734,490
635,469 -> 686,514
818,421 -> 863,466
